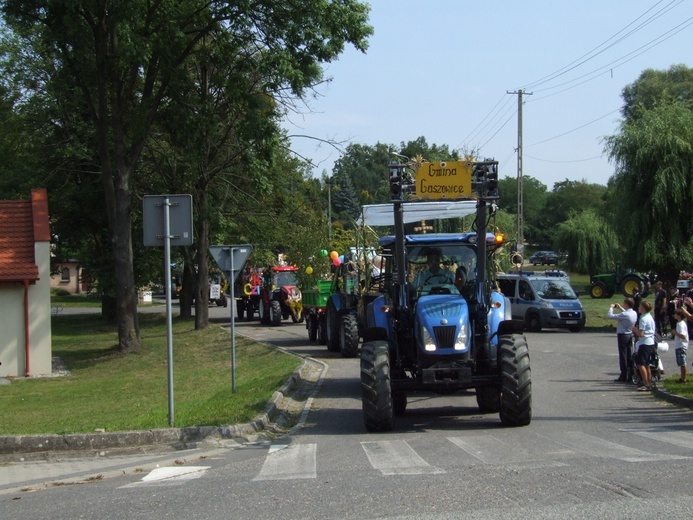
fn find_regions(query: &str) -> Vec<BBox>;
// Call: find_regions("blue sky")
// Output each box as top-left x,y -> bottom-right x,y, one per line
283,0 -> 693,189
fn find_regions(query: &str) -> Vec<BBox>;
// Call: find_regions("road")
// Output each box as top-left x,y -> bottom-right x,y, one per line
3,309 -> 693,519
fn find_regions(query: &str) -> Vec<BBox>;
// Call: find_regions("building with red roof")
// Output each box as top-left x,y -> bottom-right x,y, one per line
0,188 -> 52,377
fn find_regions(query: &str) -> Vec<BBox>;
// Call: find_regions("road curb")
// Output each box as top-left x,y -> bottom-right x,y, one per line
0,356 -> 326,459
652,386 -> 693,410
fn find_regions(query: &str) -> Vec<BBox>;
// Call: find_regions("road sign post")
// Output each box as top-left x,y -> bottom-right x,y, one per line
209,245 -> 253,392
143,194 -> 193,427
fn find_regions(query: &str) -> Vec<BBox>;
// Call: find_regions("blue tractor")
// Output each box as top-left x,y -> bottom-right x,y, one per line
359,160 -> 532,431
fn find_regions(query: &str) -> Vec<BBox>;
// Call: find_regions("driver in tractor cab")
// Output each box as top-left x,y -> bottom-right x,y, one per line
412,251 -> 454,289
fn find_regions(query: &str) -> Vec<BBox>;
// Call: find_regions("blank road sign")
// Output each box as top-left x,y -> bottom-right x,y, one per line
143,194 -> 193,247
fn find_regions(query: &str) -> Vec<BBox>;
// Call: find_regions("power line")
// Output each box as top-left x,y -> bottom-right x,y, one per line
522,0 -> 683,90
527,108 -> 621,147
524,153 -> 606,164
530,15 -> 693,100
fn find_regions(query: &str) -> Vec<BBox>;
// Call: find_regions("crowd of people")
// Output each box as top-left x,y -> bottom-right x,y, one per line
608,279 -> 693,391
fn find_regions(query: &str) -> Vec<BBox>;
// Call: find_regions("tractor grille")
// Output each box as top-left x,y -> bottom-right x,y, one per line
433,326 -> 457,349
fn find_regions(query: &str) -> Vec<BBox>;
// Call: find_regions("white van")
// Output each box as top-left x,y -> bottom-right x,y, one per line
497,271 -> 585,332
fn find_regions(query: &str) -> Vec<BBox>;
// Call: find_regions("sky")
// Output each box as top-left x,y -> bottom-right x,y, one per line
283,0 -> 693,189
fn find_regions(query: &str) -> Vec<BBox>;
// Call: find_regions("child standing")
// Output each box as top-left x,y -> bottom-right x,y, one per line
673,309 -> 689,383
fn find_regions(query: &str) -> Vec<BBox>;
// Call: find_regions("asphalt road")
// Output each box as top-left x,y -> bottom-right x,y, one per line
3,307 -> 693,519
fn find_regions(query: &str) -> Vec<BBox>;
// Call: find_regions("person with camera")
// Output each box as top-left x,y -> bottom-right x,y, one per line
608,298 -> 637,383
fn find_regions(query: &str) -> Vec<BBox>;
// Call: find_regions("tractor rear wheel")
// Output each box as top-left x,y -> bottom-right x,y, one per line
326,300 -> 340,352
590,282 -> 607,299
307,313 -> 318,342
340,312 -> 360,358
318,315 -> 328,345
621,275 -> 645,298
259,302 -> 270,324
360,341 -> 394,432
270,300 -> 282,326
499,335 -> 532,427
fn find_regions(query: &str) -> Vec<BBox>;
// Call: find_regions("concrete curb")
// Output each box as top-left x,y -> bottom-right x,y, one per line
0,356 -> 325,458
652,386 -> 693,410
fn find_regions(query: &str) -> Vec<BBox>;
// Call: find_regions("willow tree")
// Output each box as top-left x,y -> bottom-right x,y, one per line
554,209 -> 617,275
2,0 -> 372,352
604,100 -> 693,282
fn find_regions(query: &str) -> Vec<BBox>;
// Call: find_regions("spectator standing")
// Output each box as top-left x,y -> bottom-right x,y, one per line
607,298 -> 637,382
653,281 -> 667,335
632,301 -> 656,391
667,286 -> 681,339
672,309 -> 689,383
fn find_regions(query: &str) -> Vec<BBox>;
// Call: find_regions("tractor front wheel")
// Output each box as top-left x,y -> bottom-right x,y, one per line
270,300 -> 282,326
360,341 -> 394,432
476,386 -> 501,413
590,282 -> 607,299
499,335 -> 532,427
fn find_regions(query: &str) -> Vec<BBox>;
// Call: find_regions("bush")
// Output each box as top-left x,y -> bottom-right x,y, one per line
51,288 -> 71,297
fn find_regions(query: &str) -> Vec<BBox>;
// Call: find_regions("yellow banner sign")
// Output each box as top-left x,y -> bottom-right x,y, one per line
415,161 -> 472,199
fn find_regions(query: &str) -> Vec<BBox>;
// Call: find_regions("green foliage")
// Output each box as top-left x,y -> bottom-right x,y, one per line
621,64 -> 693,122
605,98 -> 693,282
554,209 -> 618,274
497,175 -> 548,244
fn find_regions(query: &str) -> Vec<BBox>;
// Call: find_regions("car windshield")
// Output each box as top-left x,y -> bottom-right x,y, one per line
530,279 -> 576,300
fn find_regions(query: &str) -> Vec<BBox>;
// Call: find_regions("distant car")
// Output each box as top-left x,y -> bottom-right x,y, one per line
530,251 -> 558,266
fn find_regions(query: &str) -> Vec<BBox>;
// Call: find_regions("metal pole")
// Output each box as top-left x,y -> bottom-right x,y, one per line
164,197 -> 174,427
230,247 -> 236,393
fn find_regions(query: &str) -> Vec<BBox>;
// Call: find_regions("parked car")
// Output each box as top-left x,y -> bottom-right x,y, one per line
529,250 -> 558,266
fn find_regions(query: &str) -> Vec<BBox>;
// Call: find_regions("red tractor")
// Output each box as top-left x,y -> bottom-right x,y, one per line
259,265 -> 303,326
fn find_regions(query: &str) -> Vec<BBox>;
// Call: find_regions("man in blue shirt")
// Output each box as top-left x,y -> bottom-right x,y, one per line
608,297 -> 637,382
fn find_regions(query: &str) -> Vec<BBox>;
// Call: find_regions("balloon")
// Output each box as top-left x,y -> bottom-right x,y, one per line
329,251 -> 339,260
332,257 -> 342,267
320,249 -> 328,257
339,255 -> 345,263
305,266 -> 314,275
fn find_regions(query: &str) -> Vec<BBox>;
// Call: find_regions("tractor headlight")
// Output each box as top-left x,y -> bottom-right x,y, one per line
422,328 -> 436,352
455,323 -> 469,350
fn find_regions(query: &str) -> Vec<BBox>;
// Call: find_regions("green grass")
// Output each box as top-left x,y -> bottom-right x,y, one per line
661,376 -> 693,398
0,314 -> 300,435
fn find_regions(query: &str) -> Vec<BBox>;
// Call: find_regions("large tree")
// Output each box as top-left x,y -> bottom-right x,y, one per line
1,0 -> 372,352
604,99 -> 693,283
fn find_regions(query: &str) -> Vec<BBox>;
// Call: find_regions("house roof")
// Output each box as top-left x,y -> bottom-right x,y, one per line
0,189 -> 50,283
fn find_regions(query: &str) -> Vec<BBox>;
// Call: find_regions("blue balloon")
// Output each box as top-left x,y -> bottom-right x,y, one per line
339,255 -> 345,263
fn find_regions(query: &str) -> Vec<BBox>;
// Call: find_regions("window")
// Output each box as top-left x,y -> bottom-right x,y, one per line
60,267 -> 70,283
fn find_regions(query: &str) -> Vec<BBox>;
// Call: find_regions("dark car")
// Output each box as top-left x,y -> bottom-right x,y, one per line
530,250 -> 558,266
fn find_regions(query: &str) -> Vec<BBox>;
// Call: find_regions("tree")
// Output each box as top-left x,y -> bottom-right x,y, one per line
604,99 -> 693,283
554,209 -> 618,275
497,175 -> 548,246
621,64 -> 693,122
2,0 -> 373,352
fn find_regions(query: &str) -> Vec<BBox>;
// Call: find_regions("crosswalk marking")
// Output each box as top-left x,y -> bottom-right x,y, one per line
119,466 -> 210,488
253,443 -> 317,481
539,431 -> 690,463
361,440 -> 445,475
624,428 -> 693,450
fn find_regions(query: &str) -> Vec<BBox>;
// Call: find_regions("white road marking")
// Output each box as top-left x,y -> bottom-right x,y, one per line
253,443 -> 317,481
361,440 -> 445,475
625,428 -> 693,451
119,466 -> 210,488
540,431 -> 690,462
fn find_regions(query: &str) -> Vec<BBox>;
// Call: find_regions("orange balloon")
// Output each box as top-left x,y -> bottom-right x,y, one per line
329,251 -> 339,260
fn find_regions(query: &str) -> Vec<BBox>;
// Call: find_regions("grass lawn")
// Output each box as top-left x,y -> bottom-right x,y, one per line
0,313 -> 300,435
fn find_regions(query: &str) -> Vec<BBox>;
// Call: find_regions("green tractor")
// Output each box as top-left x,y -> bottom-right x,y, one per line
588,264 -> 652,299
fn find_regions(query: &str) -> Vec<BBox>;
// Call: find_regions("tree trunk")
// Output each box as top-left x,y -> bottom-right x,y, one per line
112,165 -> 140,353
195,223 -> 210,330
179,260 -> 195,318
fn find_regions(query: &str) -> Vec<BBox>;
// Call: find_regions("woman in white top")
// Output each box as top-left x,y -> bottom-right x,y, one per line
632,301 -> 656,390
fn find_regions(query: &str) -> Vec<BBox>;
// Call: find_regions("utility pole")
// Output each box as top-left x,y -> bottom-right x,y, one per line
327,181 -> 332,240
507,89 -> 532,257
